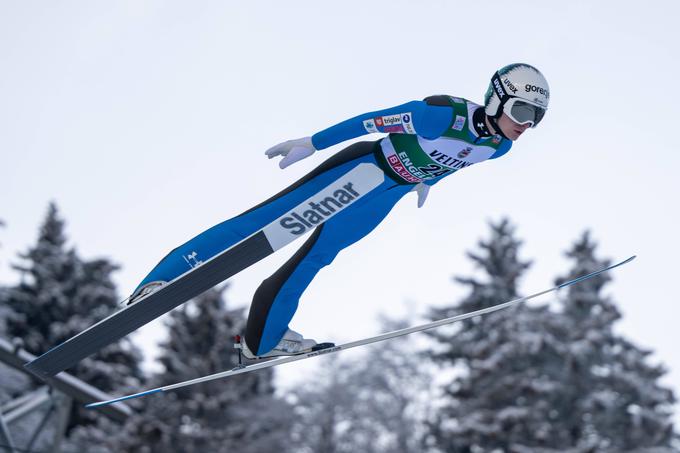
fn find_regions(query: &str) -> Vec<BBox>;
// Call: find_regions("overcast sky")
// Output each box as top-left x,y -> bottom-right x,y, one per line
1,0 -> 679,420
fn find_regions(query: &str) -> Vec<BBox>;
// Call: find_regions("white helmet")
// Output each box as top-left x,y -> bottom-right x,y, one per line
484,63 -> 549,129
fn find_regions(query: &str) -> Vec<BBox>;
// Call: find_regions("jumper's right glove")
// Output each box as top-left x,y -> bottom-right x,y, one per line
411,182 -> 430,208
264,137 -> 317,169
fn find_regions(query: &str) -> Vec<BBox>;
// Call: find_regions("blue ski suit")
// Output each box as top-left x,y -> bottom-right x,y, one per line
134,95 -> 513,355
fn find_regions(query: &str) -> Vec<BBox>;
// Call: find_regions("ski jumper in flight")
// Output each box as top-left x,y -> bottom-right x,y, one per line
130,63 -> 550,358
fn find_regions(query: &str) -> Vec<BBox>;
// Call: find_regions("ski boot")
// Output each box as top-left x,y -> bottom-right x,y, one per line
126,281 -> 167,306
238,329 -> 334,359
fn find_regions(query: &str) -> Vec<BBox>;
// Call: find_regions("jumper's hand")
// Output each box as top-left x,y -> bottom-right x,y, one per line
411,182 -> 430,208
265,137 -> 317,169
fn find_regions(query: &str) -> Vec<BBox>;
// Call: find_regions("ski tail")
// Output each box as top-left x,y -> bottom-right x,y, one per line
24,231 -> 275,380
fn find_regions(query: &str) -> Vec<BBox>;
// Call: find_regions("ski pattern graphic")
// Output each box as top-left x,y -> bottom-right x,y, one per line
85,255 -> 636,409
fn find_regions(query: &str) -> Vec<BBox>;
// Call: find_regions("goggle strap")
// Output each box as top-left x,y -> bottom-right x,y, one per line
490,71 -> 509,118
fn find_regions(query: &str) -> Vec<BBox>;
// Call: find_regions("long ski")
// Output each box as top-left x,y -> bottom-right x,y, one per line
25,163 -> 385,380
86,255 -> 636,409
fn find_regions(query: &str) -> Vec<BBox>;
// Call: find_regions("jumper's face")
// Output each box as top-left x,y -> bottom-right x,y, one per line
497,113 -> 531,141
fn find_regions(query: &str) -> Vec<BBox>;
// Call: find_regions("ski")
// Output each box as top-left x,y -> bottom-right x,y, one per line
86,255 -> 636,409
25,163 -> 385,380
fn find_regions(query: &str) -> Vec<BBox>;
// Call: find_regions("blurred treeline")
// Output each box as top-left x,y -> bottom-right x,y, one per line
0,204 -> 677,453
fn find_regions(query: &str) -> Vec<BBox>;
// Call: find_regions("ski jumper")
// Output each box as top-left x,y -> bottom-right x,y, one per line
134,95 -> 512,355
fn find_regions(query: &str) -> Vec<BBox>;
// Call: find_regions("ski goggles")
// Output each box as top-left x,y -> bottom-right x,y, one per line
502,98 -> 546,127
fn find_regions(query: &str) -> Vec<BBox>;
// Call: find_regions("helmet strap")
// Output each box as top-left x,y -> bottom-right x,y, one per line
474,107 -> 508,140
490,71 -> 509,114
487,115 -> 509,140
488,71 -> 511,139
472,107 -> 493,137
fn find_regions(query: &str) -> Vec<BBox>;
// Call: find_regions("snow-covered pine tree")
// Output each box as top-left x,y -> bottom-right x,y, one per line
290,315 -> 433,453
425,220 -> 678,452
424,218 -> 584,452
115,286 -> 294,453
0,218 -> 39,449
552,231 -> 677,451
2,202 -> 144,433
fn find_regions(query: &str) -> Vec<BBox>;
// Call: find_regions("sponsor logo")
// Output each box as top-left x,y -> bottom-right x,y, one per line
375,117 -> 384,127
384,125 -> 405,133
363,119 -> 378,133
451,97 -> 465,104
492,135 -> 502,144
397,152 -> 430,179
417,136 -> 497,167
280,183 -> 362,235
457,147 -> 472,158
264,164 -> 383,250
381,114 -> 403,126
183,251 -> 202,268
387,154 -> 422,183
525,84 -> 549,98
402,113 -> 416,134
493,78 -> 505,97
503,78 -> 518,93
306,346 -> 342,357
452,115 -> 466,131
428,150 -> 474,169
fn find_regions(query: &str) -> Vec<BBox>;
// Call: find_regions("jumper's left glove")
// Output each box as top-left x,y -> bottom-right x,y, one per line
411,182 -> 430,208
265,137 -> 317,169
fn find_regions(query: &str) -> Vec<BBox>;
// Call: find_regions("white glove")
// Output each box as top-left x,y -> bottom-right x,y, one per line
265,136 -> 317,169
411,182 -> 430,208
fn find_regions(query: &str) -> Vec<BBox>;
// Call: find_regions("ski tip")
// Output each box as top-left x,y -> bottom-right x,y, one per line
85,388 -> 163,409
557,254 -> 637,289
612,255 -> 636,268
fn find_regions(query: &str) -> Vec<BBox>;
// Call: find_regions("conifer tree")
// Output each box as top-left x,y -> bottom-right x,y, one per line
552,232 -> 677,450
290,316 -> 432,453
2,203 -> 144,433
425,218 -> 566,452
115,286 -> 294,453
0,219 -> 37,449
0,217 -> 42,450
425,221 -> 678,452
